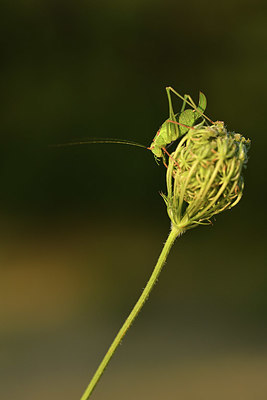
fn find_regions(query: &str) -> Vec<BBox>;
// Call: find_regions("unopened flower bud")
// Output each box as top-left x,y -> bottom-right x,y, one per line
163,121 -> 250,232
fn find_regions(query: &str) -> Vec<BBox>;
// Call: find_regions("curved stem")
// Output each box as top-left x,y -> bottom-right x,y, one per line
80,225 -> 182,400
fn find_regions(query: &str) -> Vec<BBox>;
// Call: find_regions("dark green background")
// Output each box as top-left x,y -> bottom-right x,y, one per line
0,1 -> 266,399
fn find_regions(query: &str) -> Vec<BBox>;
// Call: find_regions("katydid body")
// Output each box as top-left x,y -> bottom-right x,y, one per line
148,87 -> 211,159
54,87 -> 213,167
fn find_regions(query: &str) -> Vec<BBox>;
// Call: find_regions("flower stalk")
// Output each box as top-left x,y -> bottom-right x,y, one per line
80,226 -> 182,400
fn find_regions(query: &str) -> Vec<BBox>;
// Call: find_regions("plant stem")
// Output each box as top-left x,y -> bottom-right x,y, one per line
80,225 -> 182,400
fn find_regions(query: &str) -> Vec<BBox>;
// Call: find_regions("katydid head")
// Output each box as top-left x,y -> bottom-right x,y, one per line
149,143 -> 163,158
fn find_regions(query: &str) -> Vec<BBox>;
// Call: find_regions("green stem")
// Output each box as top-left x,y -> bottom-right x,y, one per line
80,225 -> 182,400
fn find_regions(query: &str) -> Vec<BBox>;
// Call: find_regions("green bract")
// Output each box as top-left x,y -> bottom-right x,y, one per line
163,121 -> 250,231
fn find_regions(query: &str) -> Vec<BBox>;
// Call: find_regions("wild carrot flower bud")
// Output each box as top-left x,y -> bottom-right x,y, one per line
163,121 -> 250,232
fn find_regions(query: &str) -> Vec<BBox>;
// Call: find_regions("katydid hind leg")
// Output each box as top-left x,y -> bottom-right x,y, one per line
181,94 -> 191,113
167,87 -> 200,134
184,94 -> 198,110
166,87 -> 197,139
167,86 -> 197,112
187,92 -> 213,123
167,86 -> 213,124
166,87 -> 176,121
166,87 -> 180,143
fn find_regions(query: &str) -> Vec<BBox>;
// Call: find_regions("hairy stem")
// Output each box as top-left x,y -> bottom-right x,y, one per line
80,225 -> 182,400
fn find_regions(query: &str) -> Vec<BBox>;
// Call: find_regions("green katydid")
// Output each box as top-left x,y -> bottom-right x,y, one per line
54,87 -> 213,166
148,87 -> 213,162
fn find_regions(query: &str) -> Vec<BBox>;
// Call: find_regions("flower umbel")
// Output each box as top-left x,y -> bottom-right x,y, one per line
163,121 -> 250,232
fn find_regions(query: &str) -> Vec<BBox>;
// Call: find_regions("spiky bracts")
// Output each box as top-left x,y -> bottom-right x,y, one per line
163,121 -> 250,231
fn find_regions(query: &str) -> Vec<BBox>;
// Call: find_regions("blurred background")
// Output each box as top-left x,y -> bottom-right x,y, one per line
0,0 -> 266,399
